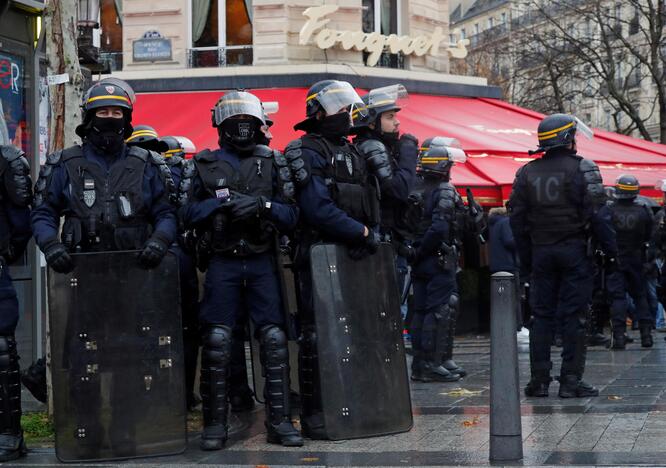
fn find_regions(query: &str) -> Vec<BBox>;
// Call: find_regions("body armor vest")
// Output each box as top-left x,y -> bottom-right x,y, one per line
408,176 -> 464,245
523,152 -> 586,245
60,145 -> 152,252
193,148 -> 274,256
610,199 -> 651,254
301,134 -> 379,228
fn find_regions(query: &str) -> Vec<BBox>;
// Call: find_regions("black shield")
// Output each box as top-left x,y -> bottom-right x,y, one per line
309,243 -> 413,440
48,251 -> 187,462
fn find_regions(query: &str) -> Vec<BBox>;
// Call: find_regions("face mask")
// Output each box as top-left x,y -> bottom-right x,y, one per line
87,116 -> 126,154
319,112 -> 352,140
220,118 -> 258,153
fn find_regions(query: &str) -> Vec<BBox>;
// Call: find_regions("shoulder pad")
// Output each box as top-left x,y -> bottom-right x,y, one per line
148,150 -> 166,165
182,158 -> 197,178
579,158 -> 600,173
253,144 -> 274,159
61,145 -> 84,162
285,139 -> 302,151
127,145 -> 150,162
284,139 -> 310,187
46,150 -> 63,165
194,149 -> 217,163
176,159 -> 198,207
165,155 -> 184,167
0,145 -> 24,163
357,138 -> 388,155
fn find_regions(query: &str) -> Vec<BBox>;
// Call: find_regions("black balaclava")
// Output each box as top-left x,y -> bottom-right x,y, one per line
87,116 -> 126,154
219,117 -> 259,153
318,112 -> 352,141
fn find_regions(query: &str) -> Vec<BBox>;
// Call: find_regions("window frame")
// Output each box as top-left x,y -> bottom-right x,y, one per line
188,0 -> 252,49
368,0 -> 402,35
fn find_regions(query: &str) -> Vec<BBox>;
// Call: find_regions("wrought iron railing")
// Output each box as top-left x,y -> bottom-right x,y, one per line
187,46 -> 253,68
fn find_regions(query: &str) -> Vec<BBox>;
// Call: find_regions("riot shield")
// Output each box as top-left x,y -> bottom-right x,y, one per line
309,243 -> 413,440
48,251 -> 187,462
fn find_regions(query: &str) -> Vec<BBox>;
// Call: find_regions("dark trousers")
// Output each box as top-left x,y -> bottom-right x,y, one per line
0,263 -> 19,335
607,256 -> 651,330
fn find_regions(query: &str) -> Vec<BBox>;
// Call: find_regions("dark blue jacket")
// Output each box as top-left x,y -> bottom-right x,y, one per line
296,146 -> 366,243
488,211 -> 518,273
180,147 -> 298,232
31,143 -> 177,249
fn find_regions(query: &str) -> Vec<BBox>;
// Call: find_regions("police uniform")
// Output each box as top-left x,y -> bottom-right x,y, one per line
0,145 -> 31,462
606,175 -> 654,349
287,80 -> 380,439
406,140 -> 468,383
177,91 -> 302,450
509,114 -> 616,398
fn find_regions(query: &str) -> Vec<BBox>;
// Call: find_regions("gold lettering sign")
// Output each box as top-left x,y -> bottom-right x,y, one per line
299,5 -> 469,66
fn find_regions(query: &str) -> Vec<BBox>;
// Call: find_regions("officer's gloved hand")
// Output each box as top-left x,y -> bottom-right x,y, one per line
138,234 -> 170,269
228,193 -> 268,220
364,228 -> 381,254
399,133 -> 418,149
43,240 -> 75,274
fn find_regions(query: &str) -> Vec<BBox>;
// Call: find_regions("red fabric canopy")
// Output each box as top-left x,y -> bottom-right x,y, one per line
133,88 -> 666,205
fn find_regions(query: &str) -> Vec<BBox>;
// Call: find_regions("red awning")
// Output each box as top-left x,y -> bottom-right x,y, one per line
133,88 -> 666,204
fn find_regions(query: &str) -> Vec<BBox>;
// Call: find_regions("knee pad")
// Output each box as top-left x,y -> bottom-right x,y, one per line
259,325 -> 288,365
0,335 -> 16,370
201,325 -> 232,367
448,294 -> 460,313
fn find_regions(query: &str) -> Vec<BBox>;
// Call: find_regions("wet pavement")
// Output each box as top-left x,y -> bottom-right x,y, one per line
12,329 -> 666,467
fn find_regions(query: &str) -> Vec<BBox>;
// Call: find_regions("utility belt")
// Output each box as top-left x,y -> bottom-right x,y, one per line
61,216 -> 150,253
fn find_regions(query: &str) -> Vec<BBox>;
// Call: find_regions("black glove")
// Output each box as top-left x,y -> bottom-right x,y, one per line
43,240 -> 75,274
396,243 -> 417,263
399,133 -> 418,148
228,193 -> 267,220
364,229 -> 381,255
138,234 -> 169,269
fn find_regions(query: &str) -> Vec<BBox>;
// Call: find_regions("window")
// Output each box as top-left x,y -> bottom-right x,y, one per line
501,12 -> 507,24
0,51 -> 29,153
461,28 -> 466,39
488,17 -> 494,29
100,0 -> 123,72
604,108 -> 612,129
474,23 -> 480,35
362,0 -> 403,68
190,0 -> 253,67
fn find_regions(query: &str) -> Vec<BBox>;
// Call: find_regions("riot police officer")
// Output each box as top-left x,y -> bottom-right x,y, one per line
177,91 -> 302,450
406,138 -> 468,383
285,80 -> 380,439
509,114 -> 616,398
126,127 -> 202,410
606,175 -> 654,349
0,144 -> 32,461
31,82 -> 177,267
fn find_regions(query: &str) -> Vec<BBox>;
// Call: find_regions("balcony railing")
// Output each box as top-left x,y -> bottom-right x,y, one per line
187,46 -> 253,68
99,52 -> 123,73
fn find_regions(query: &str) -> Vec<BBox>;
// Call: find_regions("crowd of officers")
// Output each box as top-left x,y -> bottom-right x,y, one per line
0,78 -> 481,459
2,78 -> 666,461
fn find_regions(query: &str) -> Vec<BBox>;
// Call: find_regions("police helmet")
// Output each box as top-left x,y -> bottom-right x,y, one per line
417,137 -> 467,176
614,174 -> 640,200
535,114 -> 594,152
126,125 -> 168,152
160,136 -> 186,158
353,84 -> 407,128
97,77 -> 137,105
76,83 -> 133,138
211,91 -> 266,128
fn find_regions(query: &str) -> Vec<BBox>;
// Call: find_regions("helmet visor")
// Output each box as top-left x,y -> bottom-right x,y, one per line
314,81 -> 367,118
575,117 -> 594,140
367,84 -> 408,110
655,179 -> 666,192
430,136 -> 463,149
213,93 -> 266,127
262,101 -> 279,115
173,136 -> 196,154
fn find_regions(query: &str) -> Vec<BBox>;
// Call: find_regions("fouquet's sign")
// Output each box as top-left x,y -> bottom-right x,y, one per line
299,5 -> 469,67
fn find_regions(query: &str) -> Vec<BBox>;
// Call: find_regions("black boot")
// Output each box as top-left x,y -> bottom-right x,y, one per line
0,336 -> 27,462
200,326 -> 232,451
412,352 -> 460,383
611,329 -> 626,350
525,332 -> 551,397
259,326 -> 303,447
442,298 -> 466,377
524,378 -> 550,397
640,323 -> 654,348
20,357 -> 47,403
558,374 -> 599,398
298,327 -> 326,440
586,302 -> 610,347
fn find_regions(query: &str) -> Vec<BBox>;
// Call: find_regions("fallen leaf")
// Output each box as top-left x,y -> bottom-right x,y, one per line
301,458 -> 320,462
462,417 -> 481,427
441,388 -> 484,397
607,396 -> 623,400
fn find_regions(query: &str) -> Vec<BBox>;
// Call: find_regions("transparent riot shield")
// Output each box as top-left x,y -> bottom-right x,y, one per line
309,243 -> 413,440
48,251 -> 187,462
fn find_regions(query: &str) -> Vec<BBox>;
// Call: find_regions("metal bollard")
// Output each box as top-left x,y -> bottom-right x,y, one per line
489,271 -> 523,461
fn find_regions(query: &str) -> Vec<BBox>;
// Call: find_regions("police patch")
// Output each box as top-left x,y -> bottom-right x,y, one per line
83,190 -> 96,208
105,86 -> 115,94
238,122 -> 251,138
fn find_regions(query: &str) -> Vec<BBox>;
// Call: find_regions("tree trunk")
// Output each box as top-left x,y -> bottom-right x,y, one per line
45,0 -> 85,153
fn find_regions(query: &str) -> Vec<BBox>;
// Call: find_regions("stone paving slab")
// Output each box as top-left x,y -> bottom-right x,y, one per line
12,330 -> 666,466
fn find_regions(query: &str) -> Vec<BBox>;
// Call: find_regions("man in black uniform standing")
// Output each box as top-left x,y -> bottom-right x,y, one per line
0,144 -> 32,461
606,175 -> 654,349
509,114 -> 616,398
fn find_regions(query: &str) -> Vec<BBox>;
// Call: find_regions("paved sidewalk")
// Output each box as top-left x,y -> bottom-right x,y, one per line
12,330 -> 666,467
